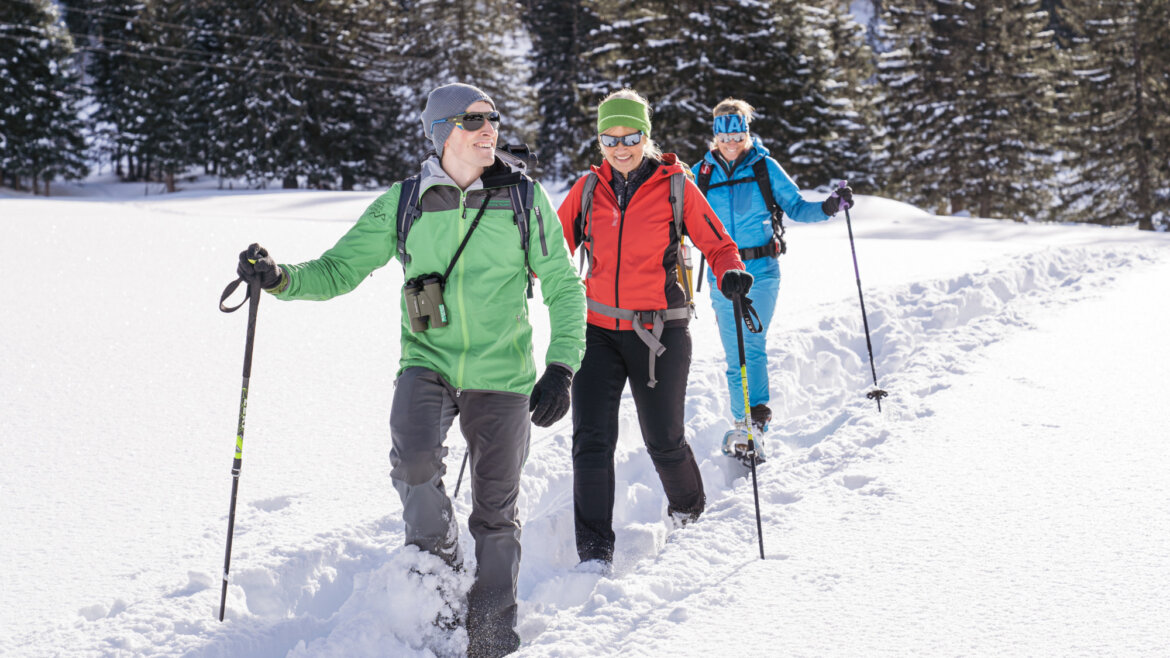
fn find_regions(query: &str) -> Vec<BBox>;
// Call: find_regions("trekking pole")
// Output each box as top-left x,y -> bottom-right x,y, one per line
733,293 -> 766,560
453,452 -> 469,498
838,181 -> 888,412
217,276 -> 262,621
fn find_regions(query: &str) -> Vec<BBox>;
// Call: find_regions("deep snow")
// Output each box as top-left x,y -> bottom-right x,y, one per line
2,179 -> 1168,657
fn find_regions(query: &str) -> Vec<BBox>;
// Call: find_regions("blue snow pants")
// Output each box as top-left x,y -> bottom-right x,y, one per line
708,255 -> 780,421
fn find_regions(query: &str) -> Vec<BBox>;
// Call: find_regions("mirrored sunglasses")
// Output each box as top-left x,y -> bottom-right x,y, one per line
716,132 -> 748,143
432,111 -> 501,132
599,131 -> 644,148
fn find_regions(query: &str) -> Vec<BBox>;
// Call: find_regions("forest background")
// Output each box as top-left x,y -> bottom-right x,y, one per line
2,0 -> 1168,230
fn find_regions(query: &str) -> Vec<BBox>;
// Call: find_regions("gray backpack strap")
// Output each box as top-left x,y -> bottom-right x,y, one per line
668,172 -> 693,306
586,298 -> 690,388
509,176 -> 544,256
395,175 -> 423,268
578,172 -> 600,275
508,175 -> 539,298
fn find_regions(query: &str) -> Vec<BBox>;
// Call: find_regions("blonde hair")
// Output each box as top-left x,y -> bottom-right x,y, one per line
598,88 -> 663,161
709,97 -> 755,150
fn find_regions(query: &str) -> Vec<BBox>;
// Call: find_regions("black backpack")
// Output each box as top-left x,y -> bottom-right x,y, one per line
696,157 -> 786,259
395,146 -> 545,297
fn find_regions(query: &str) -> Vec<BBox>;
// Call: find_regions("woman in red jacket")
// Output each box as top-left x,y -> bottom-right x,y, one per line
557,89 -> 752,567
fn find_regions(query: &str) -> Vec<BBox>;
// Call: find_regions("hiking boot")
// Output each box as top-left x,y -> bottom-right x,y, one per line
407,563 -> 466,632
749,404 -> 772,434
666,500 -> 703,529
574,558 -> 613,576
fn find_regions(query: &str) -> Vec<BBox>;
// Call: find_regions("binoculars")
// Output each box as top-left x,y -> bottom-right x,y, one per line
404,273 -> 448,332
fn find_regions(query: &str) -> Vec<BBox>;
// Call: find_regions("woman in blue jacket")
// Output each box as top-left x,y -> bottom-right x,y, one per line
692,98 -> 852,439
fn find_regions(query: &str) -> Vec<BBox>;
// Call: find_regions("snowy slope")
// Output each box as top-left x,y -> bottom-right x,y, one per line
2,183 -> 1168,657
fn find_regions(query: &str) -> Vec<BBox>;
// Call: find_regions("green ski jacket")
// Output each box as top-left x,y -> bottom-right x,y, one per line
275,155 -> 586,394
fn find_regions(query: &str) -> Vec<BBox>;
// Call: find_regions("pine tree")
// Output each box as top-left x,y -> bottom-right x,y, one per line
794,1 -> 878,190
878,1 -> 1059,219
0,0 -> 89,194
137,0 -> 203,191
584,0 -> 817,175
522,0 -> 605,181
76,0 -> 154,181
191,0 -> 394,189
1061,0 -> 1170,230
383,0 -> 535,181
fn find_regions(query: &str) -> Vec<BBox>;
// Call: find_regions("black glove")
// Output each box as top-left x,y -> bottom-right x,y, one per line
822,184 -> 854,216
529,364 -> 573,427
720,269 -> 753,299
237,243 -> 284,290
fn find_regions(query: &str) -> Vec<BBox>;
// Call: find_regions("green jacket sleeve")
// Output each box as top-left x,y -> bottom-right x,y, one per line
276,186 -> 400,301
527,182 -> 587,373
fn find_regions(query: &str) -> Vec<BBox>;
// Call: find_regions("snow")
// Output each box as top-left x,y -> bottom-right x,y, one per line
2,179 -> 1169,657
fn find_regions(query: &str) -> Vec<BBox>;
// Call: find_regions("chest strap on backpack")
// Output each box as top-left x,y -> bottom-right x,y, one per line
738,241 -> 781,261
696,157 -> 787,261
587,299 -> 690,388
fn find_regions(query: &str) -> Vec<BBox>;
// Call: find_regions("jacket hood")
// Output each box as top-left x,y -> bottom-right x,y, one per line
419,148 -> 528,195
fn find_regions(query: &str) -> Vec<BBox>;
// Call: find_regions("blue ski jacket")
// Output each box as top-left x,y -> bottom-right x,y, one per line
692,137 -> 828,255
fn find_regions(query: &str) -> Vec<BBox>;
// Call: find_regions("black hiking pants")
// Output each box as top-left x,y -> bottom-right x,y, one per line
571,324 -> 706,563
389,367 -> 529,658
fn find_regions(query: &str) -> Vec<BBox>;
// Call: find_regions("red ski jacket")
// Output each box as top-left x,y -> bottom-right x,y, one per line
557,154 -> 745,331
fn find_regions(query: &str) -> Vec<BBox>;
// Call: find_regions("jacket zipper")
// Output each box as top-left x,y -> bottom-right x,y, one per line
533,204 -> 548,256
703,213 -> 725,240
614,205 -> 626,330
455,191 -> 469,388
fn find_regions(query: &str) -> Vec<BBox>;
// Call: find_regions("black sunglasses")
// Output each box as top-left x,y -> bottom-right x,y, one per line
431,111 -> 501,133
599,131 -> 644,148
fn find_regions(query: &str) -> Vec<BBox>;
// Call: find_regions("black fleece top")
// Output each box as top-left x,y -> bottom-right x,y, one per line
608,157 -> 659,211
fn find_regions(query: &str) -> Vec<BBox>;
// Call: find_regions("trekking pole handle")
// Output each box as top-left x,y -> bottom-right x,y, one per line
836,180 -> 851,211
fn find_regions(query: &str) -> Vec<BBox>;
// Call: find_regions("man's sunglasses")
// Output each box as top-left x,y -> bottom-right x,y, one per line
599,131 -> 644,148
432,111 -> 501,132
716,133 -> 748,144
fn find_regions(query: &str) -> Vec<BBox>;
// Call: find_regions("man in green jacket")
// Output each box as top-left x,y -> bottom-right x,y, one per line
236,83 -> 586,657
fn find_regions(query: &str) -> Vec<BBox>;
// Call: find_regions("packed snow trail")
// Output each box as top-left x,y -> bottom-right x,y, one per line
5,186 -> 1169,656
125,243 -> 1161,657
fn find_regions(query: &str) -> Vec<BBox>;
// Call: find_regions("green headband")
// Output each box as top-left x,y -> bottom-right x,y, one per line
597,97 -> 651,137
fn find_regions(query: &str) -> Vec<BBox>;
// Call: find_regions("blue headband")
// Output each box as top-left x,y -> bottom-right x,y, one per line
713,114 -> 748,135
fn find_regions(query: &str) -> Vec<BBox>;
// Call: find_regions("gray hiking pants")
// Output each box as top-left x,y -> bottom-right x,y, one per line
389,367 -> 529,657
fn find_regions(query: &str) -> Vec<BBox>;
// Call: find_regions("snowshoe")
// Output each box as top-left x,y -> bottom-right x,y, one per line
721,420 -> 766,466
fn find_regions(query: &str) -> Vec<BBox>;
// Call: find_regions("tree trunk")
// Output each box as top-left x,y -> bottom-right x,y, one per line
282,174 -> 298,189
342,171 -> 355,191
1132,18 -> 1155,231
949,194 -> 965,216
165,170 -> 176,193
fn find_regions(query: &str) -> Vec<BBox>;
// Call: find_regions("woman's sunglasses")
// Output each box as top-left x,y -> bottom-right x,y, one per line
716,133 -> 748,144
599,131 -> 644,148
432,111 -> 501,132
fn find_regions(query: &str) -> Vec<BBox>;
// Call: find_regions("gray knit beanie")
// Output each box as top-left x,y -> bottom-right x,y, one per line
421,83 -> 496,157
